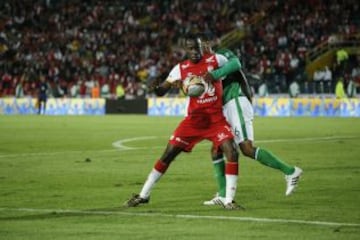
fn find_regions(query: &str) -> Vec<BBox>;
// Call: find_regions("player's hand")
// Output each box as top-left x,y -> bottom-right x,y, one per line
203,72 -> 215,83
171,80 -> 182,89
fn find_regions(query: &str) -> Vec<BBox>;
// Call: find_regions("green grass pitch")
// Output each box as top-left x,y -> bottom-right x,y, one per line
0,115 -> 359,240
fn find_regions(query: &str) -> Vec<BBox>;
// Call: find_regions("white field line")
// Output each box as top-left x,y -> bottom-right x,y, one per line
0,149 -> 117,159
0,207 -> 359,227
0,135 -> 357,159
112,136 -> 157,150
256,136 -> 356,143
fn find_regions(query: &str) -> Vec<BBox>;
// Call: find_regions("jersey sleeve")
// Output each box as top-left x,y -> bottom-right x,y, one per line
166,64 -> 181,84
217,48 -> 238,60
211,52 -> 242,80
215,53 -> 228,67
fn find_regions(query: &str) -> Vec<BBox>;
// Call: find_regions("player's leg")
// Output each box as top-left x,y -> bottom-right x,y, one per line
206,122 -> 242,209
219,139 -> 242,209
139,143 -> 182,197
124,143 -> 182,207
240,140 -> 302,195
255,144 -> 303,196
37,98 -> 41,114
240,140 -> 295,175
125,120 -> 198,207
203,147 -> 226,205
227,96 -> 303,195
43,99 -> 47,114
232,98 -> 295,175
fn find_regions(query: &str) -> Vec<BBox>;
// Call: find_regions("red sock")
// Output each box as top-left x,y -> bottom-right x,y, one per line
154,160 -> 169,173
225,162 -> 238,175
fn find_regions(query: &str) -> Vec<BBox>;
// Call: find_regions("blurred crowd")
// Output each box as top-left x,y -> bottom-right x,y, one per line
0,0 -> 359,99
237,0 -> 359,96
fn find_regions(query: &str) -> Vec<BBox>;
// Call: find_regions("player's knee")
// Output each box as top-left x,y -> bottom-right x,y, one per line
160,145 -> 182,164
240,141 -> 255,158
211,148 -> 224,161
242,147 -> 253,158
161,152 -> 176,164
220,140 -> 238,162
227,146 -> 239,162
232,149 -> 239,162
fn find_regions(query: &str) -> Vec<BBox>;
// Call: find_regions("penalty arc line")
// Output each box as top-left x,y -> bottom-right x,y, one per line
112,136 -> 158,150
112,135 -> 358,151
0,136 -> 158,159
0,135 -> 357,159
0,207 -> 359,227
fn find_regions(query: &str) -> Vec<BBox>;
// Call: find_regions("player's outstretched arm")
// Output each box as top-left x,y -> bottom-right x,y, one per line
153,80 -> 172,97
209,54 -> 242,81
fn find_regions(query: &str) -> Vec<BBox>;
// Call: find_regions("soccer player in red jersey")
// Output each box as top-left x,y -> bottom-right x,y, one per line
124,34 -> 242,209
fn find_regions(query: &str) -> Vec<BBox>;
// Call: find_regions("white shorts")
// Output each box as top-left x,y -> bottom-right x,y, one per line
223,96 -> 254,144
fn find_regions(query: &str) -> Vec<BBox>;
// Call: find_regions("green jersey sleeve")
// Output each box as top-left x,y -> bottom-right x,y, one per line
217,48 -> 238,60
210,48 -> 242,80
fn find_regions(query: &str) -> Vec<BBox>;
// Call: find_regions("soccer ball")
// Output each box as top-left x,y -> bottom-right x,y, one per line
182,75 -> 206,97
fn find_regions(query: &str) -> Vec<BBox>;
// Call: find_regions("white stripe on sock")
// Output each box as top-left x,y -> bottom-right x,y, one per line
254,147 -> 260,160
212,158 -> 225,164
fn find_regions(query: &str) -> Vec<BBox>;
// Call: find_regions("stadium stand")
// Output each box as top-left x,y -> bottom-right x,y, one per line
0,0 -> 359,99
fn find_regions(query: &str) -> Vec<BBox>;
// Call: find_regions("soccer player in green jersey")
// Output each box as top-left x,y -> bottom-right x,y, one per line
200,33 -> 303,206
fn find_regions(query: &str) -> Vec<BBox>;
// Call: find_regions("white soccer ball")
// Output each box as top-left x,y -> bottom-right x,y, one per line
182,75 -> 206,97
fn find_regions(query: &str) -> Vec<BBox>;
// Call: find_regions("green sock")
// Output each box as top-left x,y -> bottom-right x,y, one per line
255,148 -> 295,175
213,159 -> 226,198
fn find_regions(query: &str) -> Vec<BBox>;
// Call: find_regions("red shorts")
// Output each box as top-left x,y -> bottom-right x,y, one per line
169,118 -> 234,152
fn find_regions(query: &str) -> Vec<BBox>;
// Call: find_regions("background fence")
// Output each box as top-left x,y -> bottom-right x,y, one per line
0,97 -> 359,117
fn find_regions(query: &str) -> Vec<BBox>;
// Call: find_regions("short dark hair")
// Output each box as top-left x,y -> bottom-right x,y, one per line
184,33 -> 201,43
197,31 -> 215,42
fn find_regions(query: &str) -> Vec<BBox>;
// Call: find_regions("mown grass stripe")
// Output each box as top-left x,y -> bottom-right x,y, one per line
1,207 -> 359,227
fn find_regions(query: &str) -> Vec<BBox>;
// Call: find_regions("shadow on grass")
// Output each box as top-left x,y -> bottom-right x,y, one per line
0,207 -> 126,221
0,204 -> 228,222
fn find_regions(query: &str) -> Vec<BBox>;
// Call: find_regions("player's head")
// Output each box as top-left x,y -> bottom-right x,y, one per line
184,33 -> 203,63
40,74 -> 46,82
198,32 -> 217,54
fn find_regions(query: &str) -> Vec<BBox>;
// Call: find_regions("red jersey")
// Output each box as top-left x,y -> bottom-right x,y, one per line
166,53 -> 234,152
167,53 -> 228,128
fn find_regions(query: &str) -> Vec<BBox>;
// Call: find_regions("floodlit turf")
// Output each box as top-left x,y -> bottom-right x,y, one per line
0,115 -> 359,240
